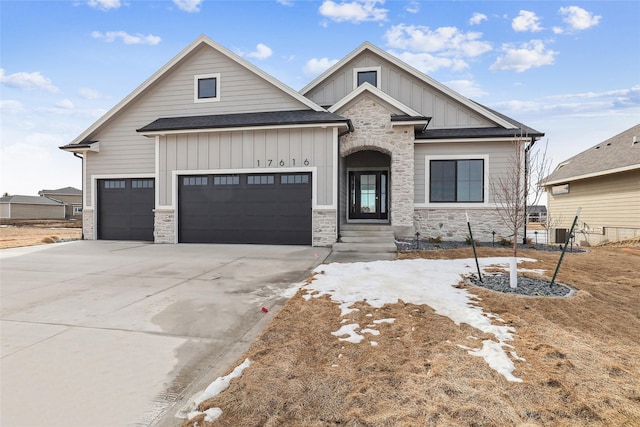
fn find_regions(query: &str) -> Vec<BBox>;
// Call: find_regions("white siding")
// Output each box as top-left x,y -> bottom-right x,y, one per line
305,52 -> 492,129
83,44 -> 312,206
158,128 -> 335,206
414,141 -> 513,204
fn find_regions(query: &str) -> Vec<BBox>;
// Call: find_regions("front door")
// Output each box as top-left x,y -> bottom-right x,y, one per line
349,171 -> 388,220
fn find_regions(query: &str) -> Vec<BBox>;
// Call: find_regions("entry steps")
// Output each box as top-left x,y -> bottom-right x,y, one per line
332,224 -> 397,253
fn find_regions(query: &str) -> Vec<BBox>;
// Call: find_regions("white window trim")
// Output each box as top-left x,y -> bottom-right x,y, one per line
353,66 -> 381,90
419,154 -> 491,208
194,73 -> 220,103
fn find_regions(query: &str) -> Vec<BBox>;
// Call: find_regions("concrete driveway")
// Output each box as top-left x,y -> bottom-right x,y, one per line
0,241 -> 330,427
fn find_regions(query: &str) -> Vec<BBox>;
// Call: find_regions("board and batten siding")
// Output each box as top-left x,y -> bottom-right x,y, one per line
548,170 -> 640,229
158,128 -> 335,206
83,43 -> 312,206
414,141 -> 514,205
304,52 -> 493,129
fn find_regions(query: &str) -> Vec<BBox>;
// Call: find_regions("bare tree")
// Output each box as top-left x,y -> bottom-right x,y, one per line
492,133 -> 552,287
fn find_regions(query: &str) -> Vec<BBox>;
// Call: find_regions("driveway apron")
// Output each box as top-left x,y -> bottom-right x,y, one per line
0,241 -> 329,426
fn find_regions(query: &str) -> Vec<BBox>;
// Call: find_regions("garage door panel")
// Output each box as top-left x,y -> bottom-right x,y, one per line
179,173 -> 311,245
97,179 -> 154,241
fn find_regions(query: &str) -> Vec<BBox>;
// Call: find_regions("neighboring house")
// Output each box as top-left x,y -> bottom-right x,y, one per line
38,187 -> 83,218
0,195 -> 66,220
543,124 -> 640,245
60,35 -> 543,246
527,205 -> 547,223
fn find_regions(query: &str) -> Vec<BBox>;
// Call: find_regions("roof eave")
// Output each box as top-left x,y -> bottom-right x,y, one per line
137,121 -> 350,136
544,163 -> 640,186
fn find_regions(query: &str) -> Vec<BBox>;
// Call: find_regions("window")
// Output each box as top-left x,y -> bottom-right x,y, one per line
551,183 -> 570,195
104,180 -> 125,189
281,174 -> 310,184
132,179 -> 154,189
183,176 -> 208,186
353,66 -> 381,89
213,175 -> 240,185
430,159 -> 484,203
247,175 -> 274,185
194,73 -> 220,102
73,205 -> 83,214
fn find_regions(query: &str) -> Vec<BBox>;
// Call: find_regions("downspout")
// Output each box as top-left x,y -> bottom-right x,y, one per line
73,152 -> 84,240
523,136 -> 538,245
336,120 -> 354,242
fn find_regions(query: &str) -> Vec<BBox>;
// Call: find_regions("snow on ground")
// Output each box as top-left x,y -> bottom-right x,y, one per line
303,257 -> 538,382
177,358 -> 252,421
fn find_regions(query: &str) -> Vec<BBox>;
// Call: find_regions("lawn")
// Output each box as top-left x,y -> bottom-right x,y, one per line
181,245 -> 640,426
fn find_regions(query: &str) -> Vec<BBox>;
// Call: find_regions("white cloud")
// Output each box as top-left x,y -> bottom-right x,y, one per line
55,99 -> 75,110
385,24 -> 492,58
87,0 -> 120,11
246,43 -> 273,60
490,40 -> 557,72
277,0 -> 294,5
0,68 -> 59,93
91,31 -> 161,45
512,10 -> 543,32
319,0 -> 388,23
445,79 -> 487,98
559,6 -> 601,31
78,87 -> 101,99
173,0 -> 203,13
304,57 -> 339,76
0,100 -> 25,114
405,1 -> 419,14
388,50 -> 468,73
469,12 -> 487,25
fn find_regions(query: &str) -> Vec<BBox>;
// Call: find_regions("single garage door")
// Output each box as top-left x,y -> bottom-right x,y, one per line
97,178 -> 155,241
179,173 -> 312,245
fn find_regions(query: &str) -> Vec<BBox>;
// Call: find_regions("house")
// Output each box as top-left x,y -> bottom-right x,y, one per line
60,35 -> 543,246
38,187 -> 83,218
527,205 -> 547,223
543,124 -> 640,245
0,195 -> 66,220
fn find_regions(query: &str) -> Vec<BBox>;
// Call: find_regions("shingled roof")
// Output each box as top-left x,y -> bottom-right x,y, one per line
0,195 -> 65,205
137,110 -> 350,133
544,124 -> 640,185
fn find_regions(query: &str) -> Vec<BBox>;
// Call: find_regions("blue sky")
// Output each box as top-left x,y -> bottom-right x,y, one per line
1,0 -> 639,196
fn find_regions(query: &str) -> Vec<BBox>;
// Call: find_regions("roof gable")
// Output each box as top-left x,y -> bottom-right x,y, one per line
301,41 -> 514,129
544,124 -> 640,185
328,82 -> 422,116
68,35 -> 324,146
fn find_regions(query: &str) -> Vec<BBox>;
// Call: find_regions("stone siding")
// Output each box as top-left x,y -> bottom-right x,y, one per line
154,209 -> 175,243
339,95 -> 415,231
414,208 -> 513,243
313,209 -> 337,247
82,209 -> 94,240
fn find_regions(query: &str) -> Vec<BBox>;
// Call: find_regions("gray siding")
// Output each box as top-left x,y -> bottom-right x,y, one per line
305,51 -> 493,129
158,128 -> 335,206
84,44 -> 312,206
1,203 -> 65,219
414,141 -> 513,204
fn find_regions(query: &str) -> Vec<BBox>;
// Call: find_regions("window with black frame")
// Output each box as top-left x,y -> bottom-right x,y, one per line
430,159 -> 484,202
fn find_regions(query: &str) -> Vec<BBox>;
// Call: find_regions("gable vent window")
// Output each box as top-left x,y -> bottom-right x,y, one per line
194,73 -> 220,103
354,66 -> 381,89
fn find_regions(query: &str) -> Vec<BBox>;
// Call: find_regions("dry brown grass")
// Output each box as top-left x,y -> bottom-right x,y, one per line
0,220 -> 81,249
182,245 -> 640,427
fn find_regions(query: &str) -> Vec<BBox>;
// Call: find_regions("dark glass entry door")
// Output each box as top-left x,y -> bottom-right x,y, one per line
349,171 -> 388,220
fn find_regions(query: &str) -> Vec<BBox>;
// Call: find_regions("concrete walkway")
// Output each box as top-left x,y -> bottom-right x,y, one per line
0,241 -> 329,427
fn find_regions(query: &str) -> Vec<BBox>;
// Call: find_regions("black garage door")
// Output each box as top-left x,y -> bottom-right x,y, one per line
97,178 -> 155,241
179,173 -> 312,245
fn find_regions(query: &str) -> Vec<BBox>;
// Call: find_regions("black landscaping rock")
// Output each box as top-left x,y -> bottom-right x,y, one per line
467,274 -> 574,297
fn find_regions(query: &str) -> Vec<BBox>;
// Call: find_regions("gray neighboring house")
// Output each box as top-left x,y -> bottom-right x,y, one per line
60,35 -> 544,246
543,124 -> 640,245
38,187 -> 83,218
0,195 -> 66,220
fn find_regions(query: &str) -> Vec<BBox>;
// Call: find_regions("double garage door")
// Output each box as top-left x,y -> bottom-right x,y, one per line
179,172 -> 312,245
